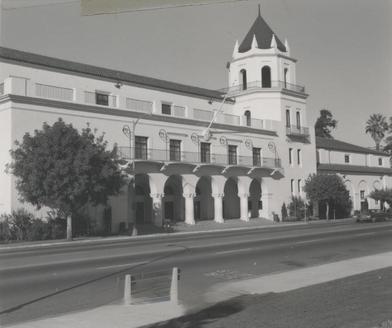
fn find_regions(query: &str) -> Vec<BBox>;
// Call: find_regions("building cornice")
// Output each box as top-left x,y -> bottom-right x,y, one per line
0,94 -> 278,137
231,52 -> 298,64
317,163 -> 392,176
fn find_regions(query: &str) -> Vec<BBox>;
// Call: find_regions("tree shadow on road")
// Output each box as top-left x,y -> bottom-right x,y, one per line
145,295 -> 258,328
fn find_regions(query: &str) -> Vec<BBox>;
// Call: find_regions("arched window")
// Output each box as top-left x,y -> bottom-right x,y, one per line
284,68 -> 288,88
296,111 -> 301,129
244,110 -> 251,126
240,69 -> 247,90
261,66 -> 271,88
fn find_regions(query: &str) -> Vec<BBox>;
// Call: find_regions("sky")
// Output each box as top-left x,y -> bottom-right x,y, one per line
1,0 -> 391,147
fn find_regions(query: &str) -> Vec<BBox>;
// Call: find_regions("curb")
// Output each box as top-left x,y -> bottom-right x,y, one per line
0,218 -> 355,251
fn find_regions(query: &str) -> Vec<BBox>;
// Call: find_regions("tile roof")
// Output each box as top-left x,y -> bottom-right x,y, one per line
318,163 -> 392,176
0,47 -> 226,101
239,12 -> 286,53
316,137 -> 387,156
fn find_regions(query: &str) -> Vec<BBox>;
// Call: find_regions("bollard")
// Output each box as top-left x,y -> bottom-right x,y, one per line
124,274 -> 132,305
170,267 -> 179,304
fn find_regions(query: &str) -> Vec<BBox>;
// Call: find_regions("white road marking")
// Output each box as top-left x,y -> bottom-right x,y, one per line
96,261 -> 147,270
215,248 -> 254,255
354,232 -> 376,237
293,238 -> 324,245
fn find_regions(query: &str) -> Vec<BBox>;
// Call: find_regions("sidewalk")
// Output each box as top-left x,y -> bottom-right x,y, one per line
0,217 -> 356,251
6,250 -> 392,328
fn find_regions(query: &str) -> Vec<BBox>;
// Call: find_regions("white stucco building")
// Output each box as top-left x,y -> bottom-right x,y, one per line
0,10 -> 390,232
316,137 -> 392,212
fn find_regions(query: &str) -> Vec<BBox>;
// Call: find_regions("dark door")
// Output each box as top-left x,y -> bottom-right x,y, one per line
136,202 -> 144,224
165,201 -> 174,221
194,200 -> 201,220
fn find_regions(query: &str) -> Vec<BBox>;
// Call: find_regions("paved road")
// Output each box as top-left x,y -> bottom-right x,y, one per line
1,221 -> 392,326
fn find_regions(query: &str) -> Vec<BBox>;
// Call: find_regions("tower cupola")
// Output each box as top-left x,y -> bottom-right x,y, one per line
237,6 -> 286,53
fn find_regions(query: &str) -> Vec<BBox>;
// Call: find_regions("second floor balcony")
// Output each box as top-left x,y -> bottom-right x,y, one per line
220,80 -> 306,97
117,147 -> 282,171
286,125 -> 310,137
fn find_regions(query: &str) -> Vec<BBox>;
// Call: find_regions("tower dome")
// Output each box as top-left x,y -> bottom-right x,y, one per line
238,6 -> 286,53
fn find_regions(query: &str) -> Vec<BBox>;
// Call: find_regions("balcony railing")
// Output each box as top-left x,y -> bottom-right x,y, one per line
220,80 -> 306,96
118,147 -> 281,169
286,125 -> 310,137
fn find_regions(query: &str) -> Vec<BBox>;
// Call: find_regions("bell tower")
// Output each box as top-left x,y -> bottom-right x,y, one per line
227,6 -> 305,125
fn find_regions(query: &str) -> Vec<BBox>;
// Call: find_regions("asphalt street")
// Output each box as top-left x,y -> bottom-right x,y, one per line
1,221 -> 392,326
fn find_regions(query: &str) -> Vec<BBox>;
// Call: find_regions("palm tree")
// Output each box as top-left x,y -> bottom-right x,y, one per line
365,114 -> 388,150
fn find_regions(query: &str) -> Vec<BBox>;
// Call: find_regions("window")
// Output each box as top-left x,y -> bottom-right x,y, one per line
126,98 -> 153,114
378,158 -> 383,166
296,111 -> 301,129
169,139 -> 181,161
291,179 -> 295,194
344,154 -> 350,163
244,110 -> 251,127
360,190 -> 365,200
240,69 -> 247,90
289,148 -> 293,165
200,142 -> 210,163
297,149 -> 302,165
253,147 -> 261,166
284,68 -> 288,87
316,150 -> 320,164
135,136 -> 148,160
161,103 -> 171,115
261,66 -> 271,88
96,92 -> 109,106
286,109 -> 291,127
228,145 -> 237,165
298,179 -> 302,195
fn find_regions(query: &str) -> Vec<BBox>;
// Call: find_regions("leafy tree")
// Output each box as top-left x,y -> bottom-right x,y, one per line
315,109 -> 337,138
304,174 -> 351,220
7,119 -> 126,240
365,114 -> 388,150
383,117 -> 392,157
369,188 -> 392,208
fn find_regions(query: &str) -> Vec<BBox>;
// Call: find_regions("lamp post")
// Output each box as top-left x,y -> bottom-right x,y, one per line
122,119 -> 140,236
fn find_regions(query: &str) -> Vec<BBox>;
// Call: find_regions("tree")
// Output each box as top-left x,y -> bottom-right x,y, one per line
304,174 -> 351,220
315,109 -> 337,138
369,188 -> 392,209
281,203 -> 288,221
383,117 -> 392,157
365,114 -> 388,150
7,119 -> 126,241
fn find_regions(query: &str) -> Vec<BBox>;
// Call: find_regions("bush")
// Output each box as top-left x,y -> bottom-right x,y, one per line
0,209 -> 67,242
0,217 -> 12,242
287,196 -> 312,220
281,203 -> 288,221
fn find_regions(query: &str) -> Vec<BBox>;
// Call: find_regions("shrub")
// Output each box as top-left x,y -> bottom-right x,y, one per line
281,203 -> 288,221
0,217 -> 12,242
0,209 -> 67,242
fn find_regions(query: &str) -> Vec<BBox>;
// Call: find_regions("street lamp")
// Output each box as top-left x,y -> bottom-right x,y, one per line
122,119 -> 140,237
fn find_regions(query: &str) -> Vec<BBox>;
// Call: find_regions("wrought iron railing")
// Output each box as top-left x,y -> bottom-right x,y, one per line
117,147 -> 281,169
286,125 -> 310,137
220,80 -> 306,95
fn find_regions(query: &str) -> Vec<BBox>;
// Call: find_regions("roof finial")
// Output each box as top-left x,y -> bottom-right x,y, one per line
258,4 -> 261,16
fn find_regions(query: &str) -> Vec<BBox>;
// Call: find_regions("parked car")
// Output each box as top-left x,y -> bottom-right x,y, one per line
354,210 -> 390,223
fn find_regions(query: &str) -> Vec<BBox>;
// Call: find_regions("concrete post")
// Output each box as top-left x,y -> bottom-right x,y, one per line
170,267 -> 179,304
124,274 -> 132,305
239,193 -> 249,222
184,193 -> 195,225
213,194 -> 224,223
